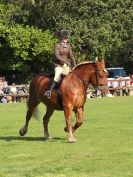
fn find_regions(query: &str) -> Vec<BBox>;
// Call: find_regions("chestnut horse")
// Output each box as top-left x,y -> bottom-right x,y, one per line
19,60 -> 108,142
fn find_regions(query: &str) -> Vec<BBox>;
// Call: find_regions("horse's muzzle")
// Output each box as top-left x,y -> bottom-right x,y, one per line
98,85 -> 108,94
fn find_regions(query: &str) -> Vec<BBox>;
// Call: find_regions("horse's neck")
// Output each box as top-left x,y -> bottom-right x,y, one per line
73,64 -> 94,84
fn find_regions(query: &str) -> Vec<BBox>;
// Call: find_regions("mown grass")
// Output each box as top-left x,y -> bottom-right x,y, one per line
0,96 -> 133,177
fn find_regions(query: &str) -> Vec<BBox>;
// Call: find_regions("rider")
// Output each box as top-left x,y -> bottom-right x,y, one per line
44,29 -> 76,98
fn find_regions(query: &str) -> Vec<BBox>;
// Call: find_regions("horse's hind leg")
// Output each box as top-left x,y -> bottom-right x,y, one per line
43,107 -> 54,140
19,100 -> 39,136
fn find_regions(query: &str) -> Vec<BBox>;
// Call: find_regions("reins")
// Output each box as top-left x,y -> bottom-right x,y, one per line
94,65 -> 100,95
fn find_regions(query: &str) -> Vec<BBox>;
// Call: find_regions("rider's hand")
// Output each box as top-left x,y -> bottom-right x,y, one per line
63,63 -> 67,67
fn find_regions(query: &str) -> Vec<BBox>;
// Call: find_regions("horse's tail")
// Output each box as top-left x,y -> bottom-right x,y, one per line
26,98 -> 41,121
32,107 -> 41,120
26,78 -> 41,120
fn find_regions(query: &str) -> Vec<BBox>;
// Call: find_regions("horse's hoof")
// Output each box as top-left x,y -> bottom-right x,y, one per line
68,137 -> 77,143
44,136 -> 52,141
19,128 -> 27,136
64,127 -> 68,132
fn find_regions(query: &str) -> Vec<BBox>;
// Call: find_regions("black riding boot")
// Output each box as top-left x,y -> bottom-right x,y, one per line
44,80 -> 56,98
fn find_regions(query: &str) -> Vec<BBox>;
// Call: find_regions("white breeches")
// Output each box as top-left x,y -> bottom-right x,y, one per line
54,64 -> 70,82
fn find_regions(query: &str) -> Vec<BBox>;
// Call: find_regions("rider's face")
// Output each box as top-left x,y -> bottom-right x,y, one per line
62,37 -> 68,43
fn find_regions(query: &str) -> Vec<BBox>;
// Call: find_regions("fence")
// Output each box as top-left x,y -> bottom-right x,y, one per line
107,79 -> 133,96
0,85 -> 29,103
0,80 -> 133,103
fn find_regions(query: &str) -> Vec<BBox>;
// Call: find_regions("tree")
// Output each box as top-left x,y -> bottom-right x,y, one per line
0,0 -> 133,82
0,23 -> 57,74
27,0 -> 133,67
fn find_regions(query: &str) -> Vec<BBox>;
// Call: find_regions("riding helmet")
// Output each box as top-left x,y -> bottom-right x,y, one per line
59,29 -> 69,38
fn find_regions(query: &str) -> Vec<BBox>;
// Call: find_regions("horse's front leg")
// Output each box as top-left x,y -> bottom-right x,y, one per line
43,108 -> 54,140
64,105 -> 77,143
73,107 -> 83,132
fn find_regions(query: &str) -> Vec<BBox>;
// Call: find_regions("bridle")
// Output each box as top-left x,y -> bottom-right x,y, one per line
93,65 -> 108,96
94,65 -> 103,93
94,68 -> 103,96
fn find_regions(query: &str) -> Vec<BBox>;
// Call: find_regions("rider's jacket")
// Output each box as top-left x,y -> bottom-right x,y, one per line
54,42 -> 76,67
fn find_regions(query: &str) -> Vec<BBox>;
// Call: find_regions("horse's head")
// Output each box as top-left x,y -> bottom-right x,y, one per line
90,60 -> 108,94
72,60 -> 108,94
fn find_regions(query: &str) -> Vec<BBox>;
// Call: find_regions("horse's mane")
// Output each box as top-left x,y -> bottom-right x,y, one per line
38,61 -> 96,78
73,61 -> 95,70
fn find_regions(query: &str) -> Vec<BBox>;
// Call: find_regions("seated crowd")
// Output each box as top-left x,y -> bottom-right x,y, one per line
0,72 -> 133,103
0,77 -> 29,103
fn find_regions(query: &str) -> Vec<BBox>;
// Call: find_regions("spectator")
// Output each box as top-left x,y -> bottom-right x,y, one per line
106,91 -> 114,97
1,96 -> 7,104
0,79 -> 3,87
129,73 -> 133,96
10,83 -> 18,103
130,73 -> 133,86
109,81 -> 119,96
0,88 -> 6,103
3,80 -> 8,87
17,86 -> 25,102
0,88 -> 3,94
2,80 -> 10,94
23,85 -> 29,93
17,87 -> 25,94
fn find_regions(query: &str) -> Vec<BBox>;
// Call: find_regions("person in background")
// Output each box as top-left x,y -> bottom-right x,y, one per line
44,29 -> 76,98
1,96 -> 7,104
0,87 -> 4,95
0,87 -> 7,103
3,80 -> 8,87
10,83 -> 18,103
130,73 -> 133,86
0,79 -> 3,87
2,79 -> 10,94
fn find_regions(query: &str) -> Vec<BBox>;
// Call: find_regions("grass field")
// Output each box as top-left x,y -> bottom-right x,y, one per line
0,96 -> 133,177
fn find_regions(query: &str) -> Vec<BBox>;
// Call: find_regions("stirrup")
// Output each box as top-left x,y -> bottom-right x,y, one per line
44,90 -> 51,99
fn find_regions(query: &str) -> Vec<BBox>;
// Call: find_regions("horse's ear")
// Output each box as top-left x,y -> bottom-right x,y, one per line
95,58 -> 105,66
101,59 -> 105,63
95,57 -> 98,62
95,57 -> 104,62
100,59 -> 106,68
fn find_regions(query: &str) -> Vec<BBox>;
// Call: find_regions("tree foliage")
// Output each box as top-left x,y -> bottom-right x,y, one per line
0,23 -> 56,72
0,0 -> 133,81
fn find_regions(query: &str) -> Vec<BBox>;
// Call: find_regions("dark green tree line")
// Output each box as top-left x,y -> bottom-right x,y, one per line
0,0 -> 133,82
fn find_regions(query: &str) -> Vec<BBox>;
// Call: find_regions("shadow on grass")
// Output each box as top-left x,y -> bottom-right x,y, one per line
0,136 -> 66,142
